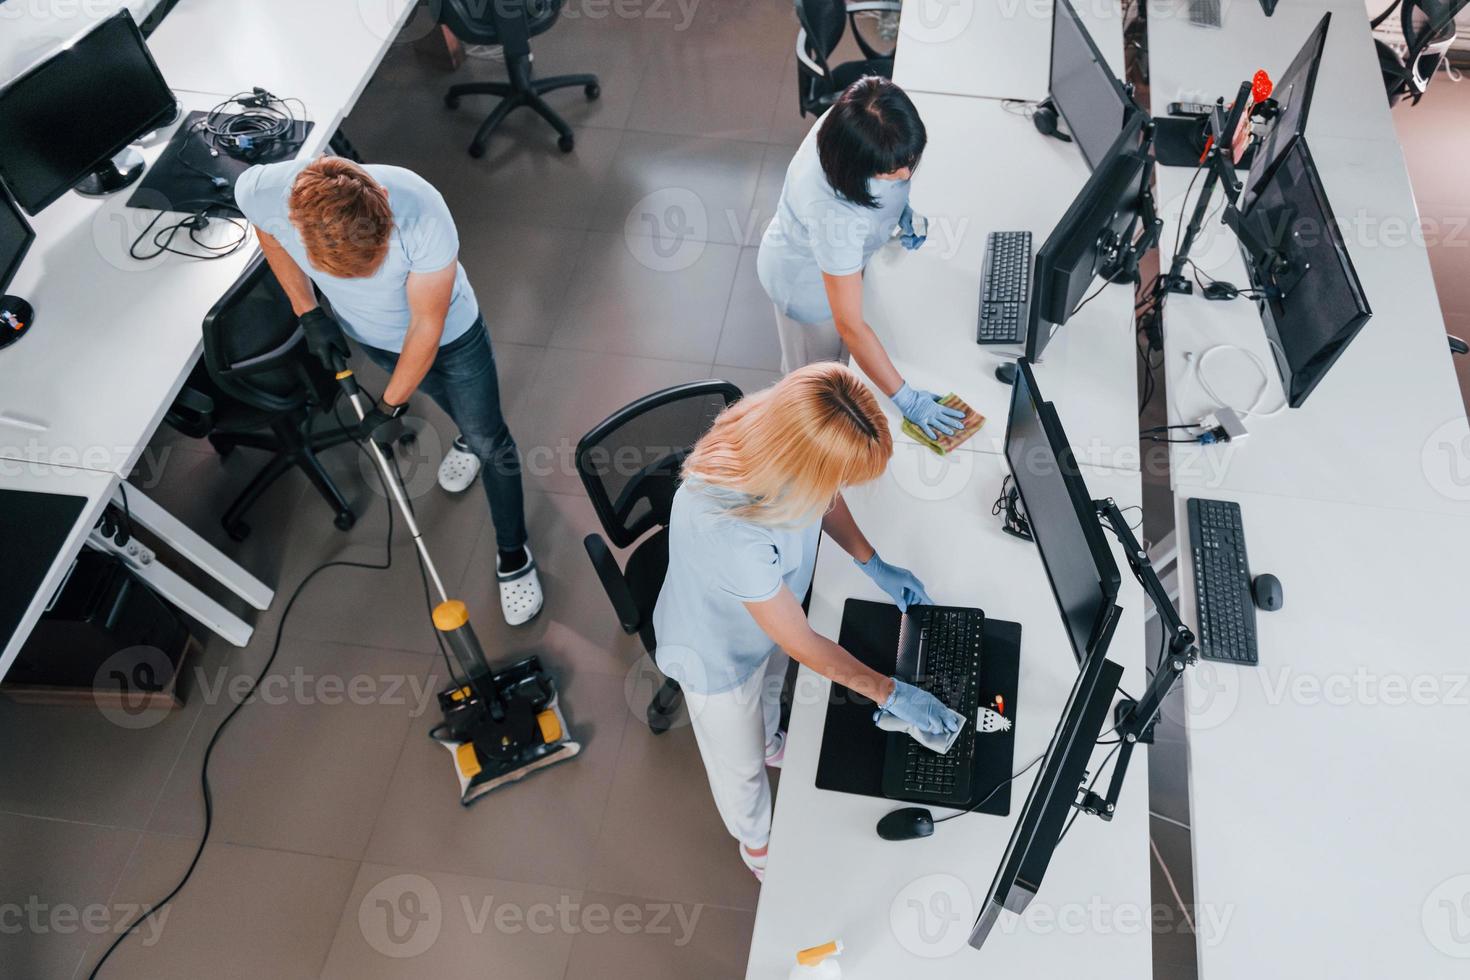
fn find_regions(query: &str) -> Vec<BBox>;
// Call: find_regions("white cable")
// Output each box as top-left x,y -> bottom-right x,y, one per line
1185,343 -> 1288,420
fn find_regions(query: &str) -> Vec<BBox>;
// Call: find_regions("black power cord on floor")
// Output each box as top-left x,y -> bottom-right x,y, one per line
86,394 -> 457,979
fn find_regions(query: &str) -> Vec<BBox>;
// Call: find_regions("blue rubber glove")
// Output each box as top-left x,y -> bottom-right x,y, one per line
898,205 -> 926,250
892,382 -> 965,440
856,553 -> 934,612
878,678 -> 962,735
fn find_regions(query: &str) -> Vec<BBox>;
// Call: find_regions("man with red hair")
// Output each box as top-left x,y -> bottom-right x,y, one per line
235,156 -> 542,625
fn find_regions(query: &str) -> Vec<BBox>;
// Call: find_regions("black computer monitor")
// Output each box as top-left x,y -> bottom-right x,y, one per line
1003,360 -> 1121,664
1048,0 -> 1144,171
0,10 -> 176,215
968,607 -> 1124,950
1233,138 -> 1371,407
1026,116 -> 1151,363
1242,12 -> 1329,213
0,183 -> 36,349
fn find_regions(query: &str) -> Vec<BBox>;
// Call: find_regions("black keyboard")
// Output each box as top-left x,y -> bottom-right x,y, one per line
882,606 -> 984,804
977,231 -> 1032,344
1188,498 -> 1258,664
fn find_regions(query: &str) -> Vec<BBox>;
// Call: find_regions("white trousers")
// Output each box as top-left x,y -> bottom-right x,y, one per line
683,651 -> 789,850
773,304 -> 844,374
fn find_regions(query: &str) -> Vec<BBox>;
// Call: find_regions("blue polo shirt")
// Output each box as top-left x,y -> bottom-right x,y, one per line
757,115 -> 913,325
652,481 -> 822,695
235,160 -> 478,352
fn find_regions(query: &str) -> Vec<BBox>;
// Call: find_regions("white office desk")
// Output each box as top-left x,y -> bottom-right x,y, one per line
1172,488 -> 1470,978
1146,0 -> 1400,146
861,93 -> 1143,470
0,463 -> 117,678
1155,133 -> 1470,514
146,0 -> 417,131
0,0 -> 164,85
0,91 -> 272,478
747,446 -> 1152,978
893,0 -> 1125,103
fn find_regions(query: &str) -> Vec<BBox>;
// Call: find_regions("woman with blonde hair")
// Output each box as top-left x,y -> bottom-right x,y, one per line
652,363 -> 958,880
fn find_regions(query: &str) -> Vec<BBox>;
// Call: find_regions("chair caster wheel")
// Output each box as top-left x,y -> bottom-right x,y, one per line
226,521 -> 250,542
334,512 -> 356,532
208,436 -> 235,459
585,83 -> 600,100
468,141 -> 486,159
557,134 -> 575,153
648,712 -> 672,735
444,93 -> 460,109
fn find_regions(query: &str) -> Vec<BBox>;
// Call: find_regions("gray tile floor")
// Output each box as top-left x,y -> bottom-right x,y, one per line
4,5 -> 1467,978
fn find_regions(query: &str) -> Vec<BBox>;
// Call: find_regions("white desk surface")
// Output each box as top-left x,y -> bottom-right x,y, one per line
0,461 -> 116,678
0,0 -> 163,86
747,446 -> 1152,978
1173,487 -> 1470,977
893,0 -> 1125,103
863,93 -> 1142,470
1156,133 -> 1470,515
1146,0 -> 1399,146
146,0 -> 417,131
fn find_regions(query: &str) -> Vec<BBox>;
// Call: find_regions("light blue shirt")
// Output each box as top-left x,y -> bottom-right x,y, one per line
757,115 -> 912,325
234,160 -> 479,352
652,481 -> 822,695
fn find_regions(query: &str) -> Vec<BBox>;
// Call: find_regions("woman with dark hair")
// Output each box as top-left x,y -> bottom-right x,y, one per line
757,76 -> 963,441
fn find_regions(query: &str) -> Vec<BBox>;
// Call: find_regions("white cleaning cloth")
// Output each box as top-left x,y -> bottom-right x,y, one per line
874,706 -> 967,755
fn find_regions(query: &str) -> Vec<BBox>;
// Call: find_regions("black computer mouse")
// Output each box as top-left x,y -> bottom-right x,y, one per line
1252,573 -> 1284,611
877,806 -> 935,841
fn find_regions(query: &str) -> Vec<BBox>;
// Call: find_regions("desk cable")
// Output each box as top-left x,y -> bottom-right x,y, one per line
932,750 -> 1045,825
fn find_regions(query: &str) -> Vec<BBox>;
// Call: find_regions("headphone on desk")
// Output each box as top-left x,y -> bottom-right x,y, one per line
1031,99 -> 1073,143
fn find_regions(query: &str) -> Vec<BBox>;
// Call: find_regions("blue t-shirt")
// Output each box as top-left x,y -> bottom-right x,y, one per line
652,481 -> 823,695
757,114 -> 912,325
234,160 -> 479,352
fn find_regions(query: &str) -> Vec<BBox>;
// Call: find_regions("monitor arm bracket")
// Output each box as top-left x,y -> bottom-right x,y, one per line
1076,497 -> 1198,822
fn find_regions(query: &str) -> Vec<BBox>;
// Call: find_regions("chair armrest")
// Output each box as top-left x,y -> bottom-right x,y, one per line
584,533 -> 642,635
847,2 -> 900,61
1450,335 -> 1468,356
795,28 -> 826,76
165,384 -> 216,438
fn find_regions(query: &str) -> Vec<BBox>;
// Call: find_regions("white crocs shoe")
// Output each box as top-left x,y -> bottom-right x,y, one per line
497,546 -> 544,626
438,438 -> 481,493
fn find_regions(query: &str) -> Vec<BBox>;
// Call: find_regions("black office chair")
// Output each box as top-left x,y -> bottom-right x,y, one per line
576,380 -> 743,734
1451,335 -> 1468,356
439,0 -> 600,155
165,256 -> 358,541
1374,0 -> 1470,106
794,0 -> 899,117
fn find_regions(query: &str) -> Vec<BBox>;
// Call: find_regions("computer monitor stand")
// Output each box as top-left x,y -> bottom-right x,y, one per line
1075,497 -> 1198,822
75,147 -> 146,197
0,294 -> 35,351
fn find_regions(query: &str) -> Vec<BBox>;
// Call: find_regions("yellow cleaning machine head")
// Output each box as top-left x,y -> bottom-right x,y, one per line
326,334 -> 581,808
427,601 -> 581,806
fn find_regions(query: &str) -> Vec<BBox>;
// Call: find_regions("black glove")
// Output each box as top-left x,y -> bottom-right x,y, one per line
299,308 -> 350,371
359,399 -> 408,447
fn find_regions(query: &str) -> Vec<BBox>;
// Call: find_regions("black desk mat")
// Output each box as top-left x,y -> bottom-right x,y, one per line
815,598 -> 1021,816
0,489 -> 88,649
126,110 -> 314,216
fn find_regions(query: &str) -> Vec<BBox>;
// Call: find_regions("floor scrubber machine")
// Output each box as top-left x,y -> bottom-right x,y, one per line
321,333 -> 580,806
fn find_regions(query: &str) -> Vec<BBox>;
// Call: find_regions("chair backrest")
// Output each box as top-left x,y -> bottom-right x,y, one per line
794,0 -> 844,113
576,380 -> 742,549
439,0 -> 562,58
202,255 -> 336,416
1392,0 -> 1469,98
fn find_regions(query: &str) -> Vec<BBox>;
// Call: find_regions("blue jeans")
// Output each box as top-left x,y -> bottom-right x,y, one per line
361,317 -> 528,552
